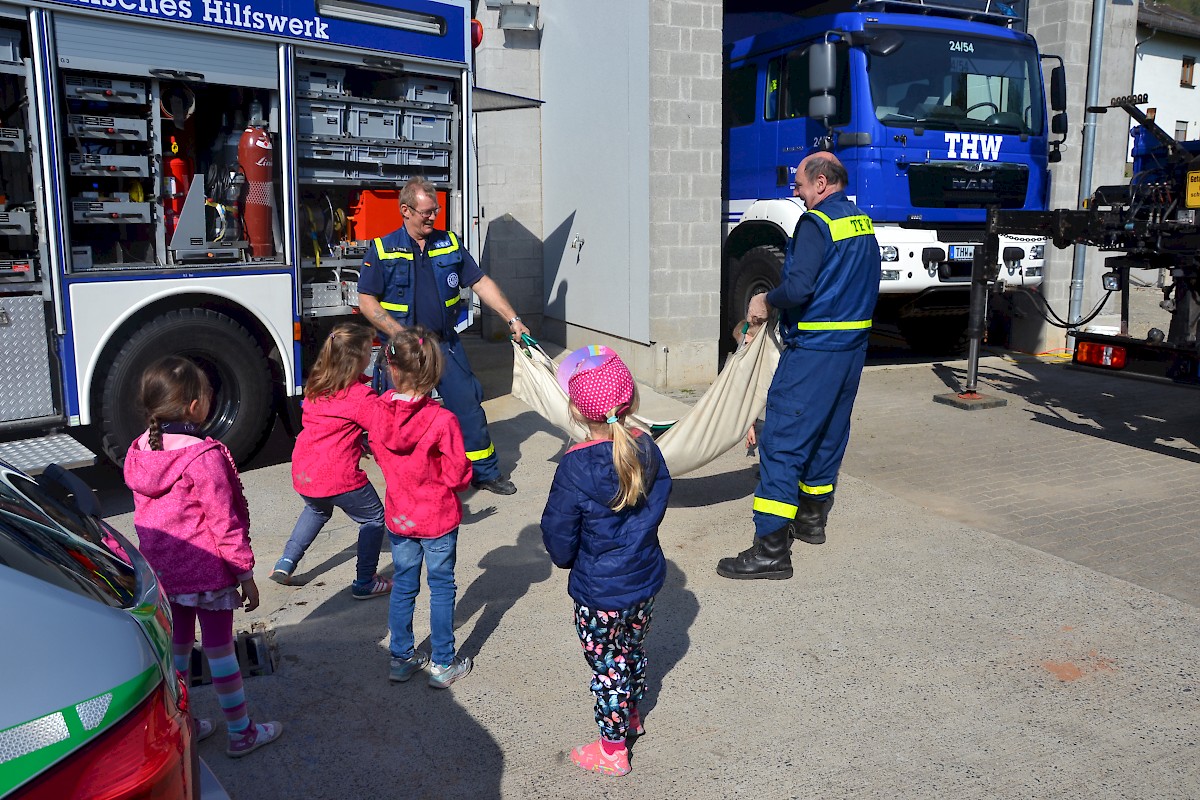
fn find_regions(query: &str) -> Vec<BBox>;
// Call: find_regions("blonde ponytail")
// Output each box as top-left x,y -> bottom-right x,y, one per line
609,420 -> 647,511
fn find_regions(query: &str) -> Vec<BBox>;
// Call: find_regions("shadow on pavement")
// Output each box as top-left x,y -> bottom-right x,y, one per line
639,560 -> 699,723
966,360 -> 1200,463
205,585 -> 505,800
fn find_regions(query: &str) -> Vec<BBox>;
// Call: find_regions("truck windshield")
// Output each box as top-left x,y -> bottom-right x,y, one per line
867,29 -> 1044,136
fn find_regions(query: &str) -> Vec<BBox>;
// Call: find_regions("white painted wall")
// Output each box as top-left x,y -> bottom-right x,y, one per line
1131,31 -> 1200,155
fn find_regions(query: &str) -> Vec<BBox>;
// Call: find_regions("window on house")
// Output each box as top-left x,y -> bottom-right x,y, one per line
1183,56 -> 1195,88
1176,121 -> 1189,141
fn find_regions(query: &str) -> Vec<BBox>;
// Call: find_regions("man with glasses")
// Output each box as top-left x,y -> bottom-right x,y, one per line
717,152 -> 879,580
357,178 -> 529,496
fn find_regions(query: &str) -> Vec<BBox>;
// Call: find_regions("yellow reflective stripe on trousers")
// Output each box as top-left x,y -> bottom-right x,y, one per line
379,301 -> 409,312
427,231 -> 459,258
465,442 -> 495,462
800,482 -> 833,496
374,238 -> 413,260
806,209 -> 875,241
795,319 -> 872,331
753,497 -> 798,519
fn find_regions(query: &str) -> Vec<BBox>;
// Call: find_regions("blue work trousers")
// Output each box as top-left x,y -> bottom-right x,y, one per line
375,338 -> 500,483
752,344 -> 868,536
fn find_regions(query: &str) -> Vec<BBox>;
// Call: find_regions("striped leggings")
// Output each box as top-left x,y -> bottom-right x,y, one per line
170,604 -> 251,734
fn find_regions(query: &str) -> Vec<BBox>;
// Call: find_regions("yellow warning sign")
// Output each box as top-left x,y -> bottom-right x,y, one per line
1188,170 -> 1200,209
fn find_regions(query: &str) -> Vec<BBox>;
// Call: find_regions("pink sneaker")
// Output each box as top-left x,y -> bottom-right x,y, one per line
570,739 -> 630,777
226,721 -> 283,758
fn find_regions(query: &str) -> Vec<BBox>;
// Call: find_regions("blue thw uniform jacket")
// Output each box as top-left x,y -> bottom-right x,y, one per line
767,191 -> 881,350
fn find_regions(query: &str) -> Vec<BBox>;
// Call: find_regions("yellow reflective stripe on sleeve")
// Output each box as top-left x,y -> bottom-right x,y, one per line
379,301 -> 409,312
805,210 -> 875,241
752,497 -> 798,519
795,319 -> 872,331
374,238 -> 413,260
445,296 -> 460,308
465,442 -> 495,462
427,231 -> 460,258
799,482 -> 834,496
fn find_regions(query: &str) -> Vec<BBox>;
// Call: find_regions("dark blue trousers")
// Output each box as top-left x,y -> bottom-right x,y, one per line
374,338 -> 500,483
752,344 -> 867,536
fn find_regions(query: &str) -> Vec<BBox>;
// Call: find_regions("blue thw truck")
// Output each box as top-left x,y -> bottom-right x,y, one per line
723,0 -> 1067,351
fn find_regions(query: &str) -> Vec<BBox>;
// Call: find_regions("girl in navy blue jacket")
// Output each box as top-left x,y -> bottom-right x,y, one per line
541,346 -> 672,777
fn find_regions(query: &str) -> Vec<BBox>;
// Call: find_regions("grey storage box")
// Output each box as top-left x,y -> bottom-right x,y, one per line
298,163 -> 357,181
351,144 -> 405,167
69,153 -> 151,177
298,142 -> 352,162
63,75 -> 148,105
68,115 -> 148,141
298,142 -> 354,181
402,111 -> 451,144
297,65 -> 346,95
71,200 -> 153,224
297,100 -> 345,137
0,28 -> 19,64
401,148 -> 450,169
347,103 -> 400,140
403,76 -> 454,105
0,127 -> 23,153
0,209 -> 33,236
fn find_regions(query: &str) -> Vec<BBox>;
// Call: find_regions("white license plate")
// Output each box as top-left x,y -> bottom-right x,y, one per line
949,245 -> 975,261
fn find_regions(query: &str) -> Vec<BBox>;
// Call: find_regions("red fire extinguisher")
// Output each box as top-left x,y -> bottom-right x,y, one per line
164,136 -> 192,240
237,125 -> 274,258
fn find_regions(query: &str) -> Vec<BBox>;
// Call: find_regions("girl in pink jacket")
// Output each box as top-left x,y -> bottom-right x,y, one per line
124,356 -> 281,758
269,323 -> 391,600
369,326 -> 474,688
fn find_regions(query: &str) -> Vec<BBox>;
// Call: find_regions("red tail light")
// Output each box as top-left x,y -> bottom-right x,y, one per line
15,681 -> 194,800
1075,341 -> 1127,369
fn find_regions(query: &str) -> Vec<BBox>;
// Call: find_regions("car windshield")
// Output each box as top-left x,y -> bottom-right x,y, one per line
0,469 -> 139,608
867,28 -> 1044,135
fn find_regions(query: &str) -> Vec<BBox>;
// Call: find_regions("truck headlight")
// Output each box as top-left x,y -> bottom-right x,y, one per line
881,269 -> 901,280
1029,244 -> 1044,260
880,245 -> 899,262
1023,266 -> 1042,278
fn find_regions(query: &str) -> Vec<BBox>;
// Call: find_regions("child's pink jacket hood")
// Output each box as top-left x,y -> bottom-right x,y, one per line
124,433 -> 254,595
368,393 -> 472,538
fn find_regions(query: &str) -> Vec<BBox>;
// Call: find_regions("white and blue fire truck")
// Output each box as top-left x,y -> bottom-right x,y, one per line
723,0 -> 1068,351
0,0 -> 472,471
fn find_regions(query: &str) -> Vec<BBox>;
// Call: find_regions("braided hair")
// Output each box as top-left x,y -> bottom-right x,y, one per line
138,356 -> 210,451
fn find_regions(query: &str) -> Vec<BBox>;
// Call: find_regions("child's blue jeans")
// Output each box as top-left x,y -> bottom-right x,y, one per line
388,528 -> 458,667
283,483 -> 386,584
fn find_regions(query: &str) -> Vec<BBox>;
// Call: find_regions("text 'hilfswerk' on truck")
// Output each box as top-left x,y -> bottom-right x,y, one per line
722,0 -> 1068,353
0,0 -> 472,473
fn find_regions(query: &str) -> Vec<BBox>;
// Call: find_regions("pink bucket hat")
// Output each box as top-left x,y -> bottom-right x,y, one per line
557,345 -> 635,423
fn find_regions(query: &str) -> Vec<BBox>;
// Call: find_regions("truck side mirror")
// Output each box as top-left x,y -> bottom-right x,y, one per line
1050,65 -> 1066,112
809,42 -> 838,120
1051,111 -> 1068,136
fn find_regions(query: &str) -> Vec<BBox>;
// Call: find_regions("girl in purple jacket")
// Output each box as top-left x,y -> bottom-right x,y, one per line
269,323 -> 391,600
541,346 -> 671,778
124,356 -> 282,758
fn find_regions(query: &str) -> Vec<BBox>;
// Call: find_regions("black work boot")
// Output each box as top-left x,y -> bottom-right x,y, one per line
792,497 -> 830,545
716,524 -> 793,580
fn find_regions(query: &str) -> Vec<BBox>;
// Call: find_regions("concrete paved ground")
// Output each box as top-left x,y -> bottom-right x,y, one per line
98,331 -> 1199,800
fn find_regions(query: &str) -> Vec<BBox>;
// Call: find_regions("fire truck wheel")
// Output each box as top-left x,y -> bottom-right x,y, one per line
726,244 -> 784,339
98,309 -> 274,466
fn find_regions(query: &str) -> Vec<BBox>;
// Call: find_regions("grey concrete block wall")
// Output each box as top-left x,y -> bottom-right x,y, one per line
1016,0 -> 1139,354
647,0 -> 723,387
472,10 -> 545,342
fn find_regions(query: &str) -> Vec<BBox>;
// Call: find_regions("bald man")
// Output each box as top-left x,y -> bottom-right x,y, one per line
717,153 -> 880,580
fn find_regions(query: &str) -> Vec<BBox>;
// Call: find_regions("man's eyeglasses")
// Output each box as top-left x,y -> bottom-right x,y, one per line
408,205 -> 440,219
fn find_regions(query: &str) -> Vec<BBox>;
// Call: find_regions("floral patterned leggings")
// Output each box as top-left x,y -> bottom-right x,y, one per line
573,596 -> 655,741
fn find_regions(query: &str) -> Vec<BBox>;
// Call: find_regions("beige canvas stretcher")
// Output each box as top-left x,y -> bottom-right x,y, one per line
511,324 -> 781,476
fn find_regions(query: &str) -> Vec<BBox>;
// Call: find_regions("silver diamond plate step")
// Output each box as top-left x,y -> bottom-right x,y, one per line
0,434 -> 97,475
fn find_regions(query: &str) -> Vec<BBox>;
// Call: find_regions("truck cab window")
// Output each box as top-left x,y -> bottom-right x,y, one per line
868,28 -> 1043,135
724,64 -> 757,128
